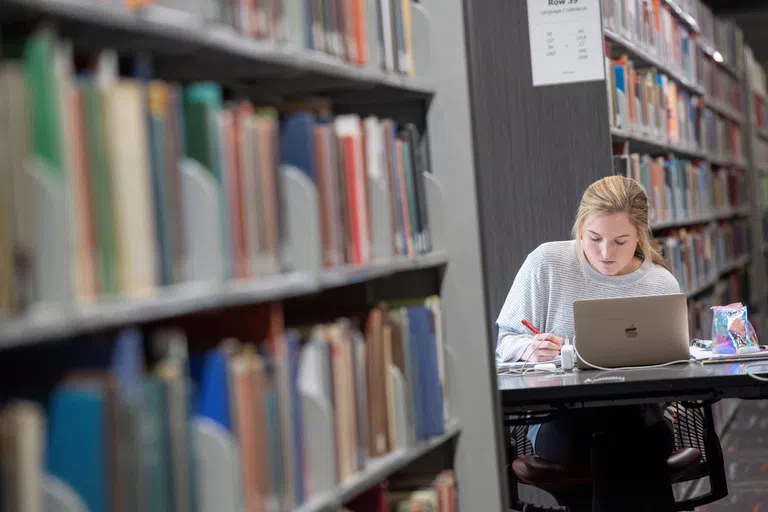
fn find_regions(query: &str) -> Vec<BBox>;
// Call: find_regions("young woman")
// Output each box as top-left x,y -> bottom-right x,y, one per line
496,175 -> 681,511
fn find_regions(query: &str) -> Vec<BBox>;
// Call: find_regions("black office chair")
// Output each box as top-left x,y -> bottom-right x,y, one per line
505,401 -> 728,511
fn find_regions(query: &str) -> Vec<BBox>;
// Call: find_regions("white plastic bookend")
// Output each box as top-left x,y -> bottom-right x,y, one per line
27,158 -> 73,315
280,165 -> 322,273
411,2 -> 432,80
299,390 -> 338,497
443,345 -> 457,422
181,158 -> 225,284
365,0 -> 383,72
281,0 -> 306,49
423,172 -> 445,251
389,365 -> 410,450
371,176 -> 395,262
139,3 -> 205,29
194,417 -> 244,512
43,474 -> 88,512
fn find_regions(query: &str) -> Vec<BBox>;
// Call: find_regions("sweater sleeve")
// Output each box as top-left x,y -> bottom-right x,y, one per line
495,251 -> 545,363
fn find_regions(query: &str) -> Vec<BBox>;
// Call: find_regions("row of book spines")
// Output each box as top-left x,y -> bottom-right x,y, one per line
686,0 -> 745,69
607,54 -> 744,155
656,224 -> 750,285
115,0 -> 288,40
659,250 -> 745,297
601,0 -> 745,95
699,64 -> 742,109
112,0 -> 418,75
710,17 -> 745,69
614,154 -> 747,222
341,476 -> 457,512
655,221 -> 750,253
760,176 -> 768,208
0,298 -> 449,512
305,0 -> 415,75
608,53 -> 697,143
284,109 -> 431,267
0,28 -> 432,313
602,0 -> 697,73
756,139 -> 768,165
752,93 -> 768,131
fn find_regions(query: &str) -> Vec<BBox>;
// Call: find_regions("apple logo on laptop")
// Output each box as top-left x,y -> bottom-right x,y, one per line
625,325 -> 638,338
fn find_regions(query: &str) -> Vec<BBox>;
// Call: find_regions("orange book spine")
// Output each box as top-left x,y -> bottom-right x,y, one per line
123,0 -> 152,8
256,116 -> 280,261
352,0 -> 366,65
233,360 -> 263,512
342,136 -> 361,264
225,110 -> 249,279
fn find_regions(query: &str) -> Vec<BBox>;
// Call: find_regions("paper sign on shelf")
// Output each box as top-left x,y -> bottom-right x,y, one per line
527,0 -> 605,87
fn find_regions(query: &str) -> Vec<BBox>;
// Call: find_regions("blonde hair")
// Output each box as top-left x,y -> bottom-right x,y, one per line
572,175 -> 667,269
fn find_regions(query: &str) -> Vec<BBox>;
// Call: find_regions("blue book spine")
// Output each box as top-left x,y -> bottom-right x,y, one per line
198,348 -> 232,432
405,307 -> 426,440
614,65 -> 626,128
280,112 -> 317,183
47,386 -> 108,512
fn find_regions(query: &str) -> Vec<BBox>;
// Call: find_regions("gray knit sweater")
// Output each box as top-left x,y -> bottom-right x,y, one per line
496,240 -> 681,363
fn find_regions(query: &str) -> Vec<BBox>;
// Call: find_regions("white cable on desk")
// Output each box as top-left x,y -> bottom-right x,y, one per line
744,363 -> 768,382
571,338 -> 701,373
502,335 -> 699,377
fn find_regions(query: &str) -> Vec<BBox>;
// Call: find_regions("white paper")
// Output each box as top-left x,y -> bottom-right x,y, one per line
527,0 -> 606,87
497,356 -> 561,371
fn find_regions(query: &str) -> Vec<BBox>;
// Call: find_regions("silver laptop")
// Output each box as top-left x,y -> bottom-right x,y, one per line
572,294 -> 690,370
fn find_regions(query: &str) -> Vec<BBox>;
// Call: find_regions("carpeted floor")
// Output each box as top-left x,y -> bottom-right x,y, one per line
695,400 -> 768,511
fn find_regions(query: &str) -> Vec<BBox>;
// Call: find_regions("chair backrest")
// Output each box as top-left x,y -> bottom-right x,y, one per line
666,401 -> 709,464
507,402 -> 712,465
508,420 -> 534,458
505,401 -> 728,511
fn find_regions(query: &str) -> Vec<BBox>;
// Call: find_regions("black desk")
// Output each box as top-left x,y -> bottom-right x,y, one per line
498,361 -> 768,414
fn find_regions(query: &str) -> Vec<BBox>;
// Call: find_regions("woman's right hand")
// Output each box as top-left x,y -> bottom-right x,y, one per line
522,333 -> 564,362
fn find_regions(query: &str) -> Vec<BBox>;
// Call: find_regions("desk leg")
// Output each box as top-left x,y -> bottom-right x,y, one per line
590,432 -> 676,512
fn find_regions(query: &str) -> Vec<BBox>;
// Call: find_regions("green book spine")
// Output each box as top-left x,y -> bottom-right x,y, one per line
23,28 -> 64,177
80,81 -> 119,295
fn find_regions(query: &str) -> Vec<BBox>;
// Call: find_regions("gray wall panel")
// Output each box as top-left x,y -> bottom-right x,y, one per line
463,0 -> 613,339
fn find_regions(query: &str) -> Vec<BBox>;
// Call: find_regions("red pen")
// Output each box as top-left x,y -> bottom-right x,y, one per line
521,319 -> 541,335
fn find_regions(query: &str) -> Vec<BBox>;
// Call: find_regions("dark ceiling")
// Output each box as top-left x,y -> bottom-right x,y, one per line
704,0 -> 768,63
